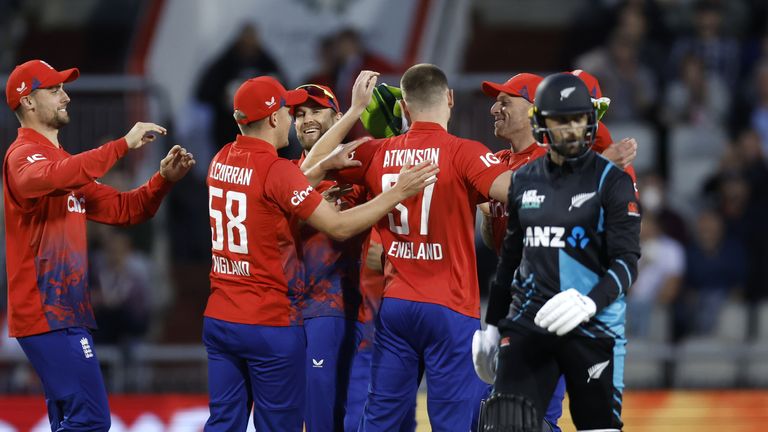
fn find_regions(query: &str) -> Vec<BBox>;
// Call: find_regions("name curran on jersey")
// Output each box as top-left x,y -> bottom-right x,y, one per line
209,162 -> 253,186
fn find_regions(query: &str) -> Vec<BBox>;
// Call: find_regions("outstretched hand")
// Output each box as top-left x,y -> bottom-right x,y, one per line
350,70 -> 380,113
318,136 -> 371,172
124,122 -> 168,150
160,145 -> 196,182
393,160 -> 439,199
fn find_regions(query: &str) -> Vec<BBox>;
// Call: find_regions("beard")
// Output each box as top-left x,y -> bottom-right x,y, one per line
46,109 -> 70,129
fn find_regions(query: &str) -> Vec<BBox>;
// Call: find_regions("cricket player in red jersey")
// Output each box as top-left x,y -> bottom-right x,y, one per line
3,59 -> 195,431
292,81 -> 371,431
325,64 -> 514,430
203,75 -> 437,432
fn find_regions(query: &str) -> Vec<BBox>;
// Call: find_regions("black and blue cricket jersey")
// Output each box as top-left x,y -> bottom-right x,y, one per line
487,149 -> 641,339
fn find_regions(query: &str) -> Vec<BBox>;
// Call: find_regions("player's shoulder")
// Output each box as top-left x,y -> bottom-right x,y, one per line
594,153 -> 632,190
5,137 -> 55,165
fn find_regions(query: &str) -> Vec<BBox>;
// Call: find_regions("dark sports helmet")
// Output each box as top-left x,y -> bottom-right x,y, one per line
529,73 -> 598,157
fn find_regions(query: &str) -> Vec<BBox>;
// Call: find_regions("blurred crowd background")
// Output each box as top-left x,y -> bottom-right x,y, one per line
1,0 -> 768,395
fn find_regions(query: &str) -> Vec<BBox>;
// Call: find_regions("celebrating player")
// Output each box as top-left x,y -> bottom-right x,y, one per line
292,81 -> 369,431
323,63 -> 513,430
478,73 -> 640,430
202,75 -> 437,431
3,59 -> 194,431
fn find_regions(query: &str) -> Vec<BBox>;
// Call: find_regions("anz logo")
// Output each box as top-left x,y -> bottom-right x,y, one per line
524,226 -> 590,249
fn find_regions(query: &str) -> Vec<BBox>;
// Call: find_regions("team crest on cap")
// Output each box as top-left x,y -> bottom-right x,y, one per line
16,82 -> 27,93
520,85 -> 529,101
560,87 -> 576,101
265,96 -> 276,108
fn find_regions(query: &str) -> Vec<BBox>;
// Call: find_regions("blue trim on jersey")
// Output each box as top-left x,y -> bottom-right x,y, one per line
595,297 -> 626,339
613,394 -> 623,406
511,274 -> 536,321
607,269 -> 622,294
617,259 -> 632,286
597,207 -> 605,233
558,250 -> 599,295
578,327 -> 597,338
597,164 -> 613,192
613,336 -> 627,396
596,163 -> 612,233
613,409 -> 622,420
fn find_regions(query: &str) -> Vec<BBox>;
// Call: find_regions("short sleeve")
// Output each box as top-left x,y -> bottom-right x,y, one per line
454,139 -> 509,198
265,159 -> 323,220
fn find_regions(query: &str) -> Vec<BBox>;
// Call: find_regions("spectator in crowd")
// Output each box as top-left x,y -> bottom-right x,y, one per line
90,228 -> 152,346
663,53 -> 729,127
196,23 -> 284,148
639,172 -> 689,245
683,209 -> 746,336
303,34 -> 338,88
749,60 -> 768,154
576,27 -> 658,122
332,28 -> 397,111
668,0 -> 740,87
627,212 -> 685,339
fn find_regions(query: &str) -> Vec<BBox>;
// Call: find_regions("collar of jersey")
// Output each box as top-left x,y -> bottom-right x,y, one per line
234,134 -> 277,155
515,141 -> 541,156
17,128 -> 59,149
545,148 -> 594,173
409,121 -> 447,132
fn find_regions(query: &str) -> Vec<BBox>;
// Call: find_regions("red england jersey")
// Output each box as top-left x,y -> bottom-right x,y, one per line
3,128 -> 172,337
486,142 -> 548,252
335,122 -> 508,318
205,135 -> 323,326
293,153 -> 368,321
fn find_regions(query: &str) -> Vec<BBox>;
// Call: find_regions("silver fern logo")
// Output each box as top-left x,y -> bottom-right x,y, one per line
587,360 -> 609,383
569,192 -> 596,211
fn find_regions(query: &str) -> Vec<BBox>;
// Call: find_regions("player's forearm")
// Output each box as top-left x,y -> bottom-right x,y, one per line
301,106 -> 365,170
13,138 -> 129,198
588,253 -> 638,312
85,172 -> 172,225
486,228 -> 523,326
329,188 -> 402,241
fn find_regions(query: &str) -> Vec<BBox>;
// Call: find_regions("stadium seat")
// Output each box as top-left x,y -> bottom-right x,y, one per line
714,301 -> 749,342
603,122 -> 657,173
624,339 -> 672,388
667,125 -> 726,216
672,337 -> 744,388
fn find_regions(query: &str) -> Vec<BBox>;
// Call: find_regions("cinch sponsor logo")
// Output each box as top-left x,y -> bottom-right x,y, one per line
67,194 -> 86,214
290,185 -> 314,206
521,190 -> 545,209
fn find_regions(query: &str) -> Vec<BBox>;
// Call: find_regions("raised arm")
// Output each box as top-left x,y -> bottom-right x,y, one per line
300,71 -> 379,171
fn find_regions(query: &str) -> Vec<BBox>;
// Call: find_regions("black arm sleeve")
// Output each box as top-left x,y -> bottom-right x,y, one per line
587,169 -> 642,312
486,174 -> 524,326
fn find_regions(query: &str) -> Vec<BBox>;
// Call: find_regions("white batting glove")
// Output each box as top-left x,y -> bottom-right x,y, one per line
472,324 -> 500,384
534,289 -> 596,336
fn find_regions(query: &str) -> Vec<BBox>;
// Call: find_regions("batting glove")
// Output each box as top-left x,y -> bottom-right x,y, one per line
472,324 -> 500,384
534,289 -> 596,336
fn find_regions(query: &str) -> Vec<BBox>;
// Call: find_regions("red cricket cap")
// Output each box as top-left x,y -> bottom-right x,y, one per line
296,84 -> 340,112
481,73 -> 542,102
570,69 -> 602,99
6,60 -> 79,110
233,76 -> 308,124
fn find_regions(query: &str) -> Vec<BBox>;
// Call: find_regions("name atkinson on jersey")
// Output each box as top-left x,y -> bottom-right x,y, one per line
387,241 -> 443,260
209,162 -> 253,186
382,148 -> 439,168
